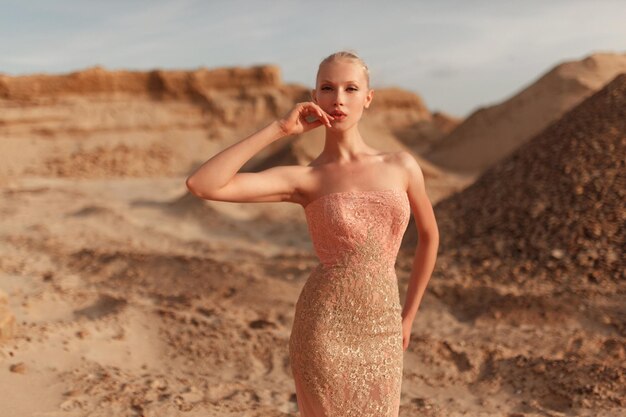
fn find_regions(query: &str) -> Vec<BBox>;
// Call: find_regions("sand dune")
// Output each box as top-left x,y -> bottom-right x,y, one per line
425,52 -> 626,175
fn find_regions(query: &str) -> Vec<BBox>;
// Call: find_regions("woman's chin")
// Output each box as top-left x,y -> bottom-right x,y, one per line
327,122 -> 353,131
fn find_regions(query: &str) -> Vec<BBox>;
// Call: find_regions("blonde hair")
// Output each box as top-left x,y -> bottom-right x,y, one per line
316,50 -> 370,89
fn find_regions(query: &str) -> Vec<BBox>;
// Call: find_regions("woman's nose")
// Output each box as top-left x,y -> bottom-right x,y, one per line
333,90 -> 345,105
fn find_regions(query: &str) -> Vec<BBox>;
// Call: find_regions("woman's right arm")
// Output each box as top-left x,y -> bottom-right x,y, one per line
185,102 -> 334,204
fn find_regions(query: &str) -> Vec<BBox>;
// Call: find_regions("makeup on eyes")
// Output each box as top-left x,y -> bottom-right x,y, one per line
321,85 -> 358,91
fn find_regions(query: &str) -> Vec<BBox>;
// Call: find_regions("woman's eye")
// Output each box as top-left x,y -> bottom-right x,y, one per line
320,86 -> 357,91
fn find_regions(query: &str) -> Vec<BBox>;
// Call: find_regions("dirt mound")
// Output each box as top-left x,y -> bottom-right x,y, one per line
425,52 -> 626,175
429,73 -> 626,292
367,87 -> 458,154
0,65 -> 281,100
0,65 -> 451,180
391,110 -> 463,155
368,87 -> 430,114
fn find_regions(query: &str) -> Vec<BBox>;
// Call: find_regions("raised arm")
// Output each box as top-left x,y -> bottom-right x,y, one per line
397,151 -> 440,351
185,102 -> 334,204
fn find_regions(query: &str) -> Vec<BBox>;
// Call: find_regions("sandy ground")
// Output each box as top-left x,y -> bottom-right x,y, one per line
1,174 -> 623,417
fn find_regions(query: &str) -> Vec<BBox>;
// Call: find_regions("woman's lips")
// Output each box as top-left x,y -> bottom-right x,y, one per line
331,112 -> 347,121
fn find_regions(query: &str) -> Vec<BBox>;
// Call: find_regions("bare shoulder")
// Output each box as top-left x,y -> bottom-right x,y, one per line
392,151 -> 438,235
391,150 -> 421,171
387,150 -> 424,188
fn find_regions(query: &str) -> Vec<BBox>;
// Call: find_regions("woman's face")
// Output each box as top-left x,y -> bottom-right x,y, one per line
312,60 -> 373,130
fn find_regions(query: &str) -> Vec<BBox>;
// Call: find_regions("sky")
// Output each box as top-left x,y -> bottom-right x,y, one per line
1,0 -> 624,117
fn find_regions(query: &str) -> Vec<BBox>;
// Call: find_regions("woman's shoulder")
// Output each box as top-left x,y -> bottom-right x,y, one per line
391,150 -> 421,169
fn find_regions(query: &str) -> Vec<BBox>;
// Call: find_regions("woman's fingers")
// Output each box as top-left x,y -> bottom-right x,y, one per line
324,111 -> 334,125
317,110 -> 331,127
311,103 -> 333,127
307,119 -> 324,130
297,102 -> 334,129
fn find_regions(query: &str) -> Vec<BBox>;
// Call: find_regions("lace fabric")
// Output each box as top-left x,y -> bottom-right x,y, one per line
289,189 -> 410,416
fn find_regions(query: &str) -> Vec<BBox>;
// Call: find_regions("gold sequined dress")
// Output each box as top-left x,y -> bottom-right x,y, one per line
289,188 -> 410,416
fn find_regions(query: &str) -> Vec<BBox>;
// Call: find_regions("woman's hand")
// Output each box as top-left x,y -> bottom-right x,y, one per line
277,102 -> 335,136
401,316 -> 413,352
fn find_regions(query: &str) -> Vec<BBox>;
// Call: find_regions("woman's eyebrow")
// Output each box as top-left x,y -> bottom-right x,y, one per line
320,79 -> 359,84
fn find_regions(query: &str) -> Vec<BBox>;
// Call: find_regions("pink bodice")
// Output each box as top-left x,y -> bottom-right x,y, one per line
304,189 -> 411,270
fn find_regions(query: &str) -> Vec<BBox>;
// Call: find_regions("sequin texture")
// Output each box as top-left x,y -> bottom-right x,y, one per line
289,189 -> 410,416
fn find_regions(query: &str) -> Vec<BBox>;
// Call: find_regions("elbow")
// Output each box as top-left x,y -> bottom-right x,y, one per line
185,176 -> 196,194
185,176 -> 218,200
185,176 -> 204,198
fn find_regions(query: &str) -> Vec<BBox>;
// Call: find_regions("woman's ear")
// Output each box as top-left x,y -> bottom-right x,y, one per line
310,88 -> 317,103
364,88 -> 374,109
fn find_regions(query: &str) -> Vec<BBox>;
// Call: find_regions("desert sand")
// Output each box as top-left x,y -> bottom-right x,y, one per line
0,53 -> 624,416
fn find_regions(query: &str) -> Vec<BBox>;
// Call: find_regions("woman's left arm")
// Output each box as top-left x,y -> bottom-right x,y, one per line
397,151 -> 440,350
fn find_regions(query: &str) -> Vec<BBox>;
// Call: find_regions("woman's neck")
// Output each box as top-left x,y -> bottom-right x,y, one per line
320,125 -> 370,163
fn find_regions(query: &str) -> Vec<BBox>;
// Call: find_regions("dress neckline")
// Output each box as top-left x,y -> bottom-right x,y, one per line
303,188 -> 407,211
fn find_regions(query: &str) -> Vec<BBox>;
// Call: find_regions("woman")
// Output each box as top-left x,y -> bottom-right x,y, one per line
186,50 -> 439,416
